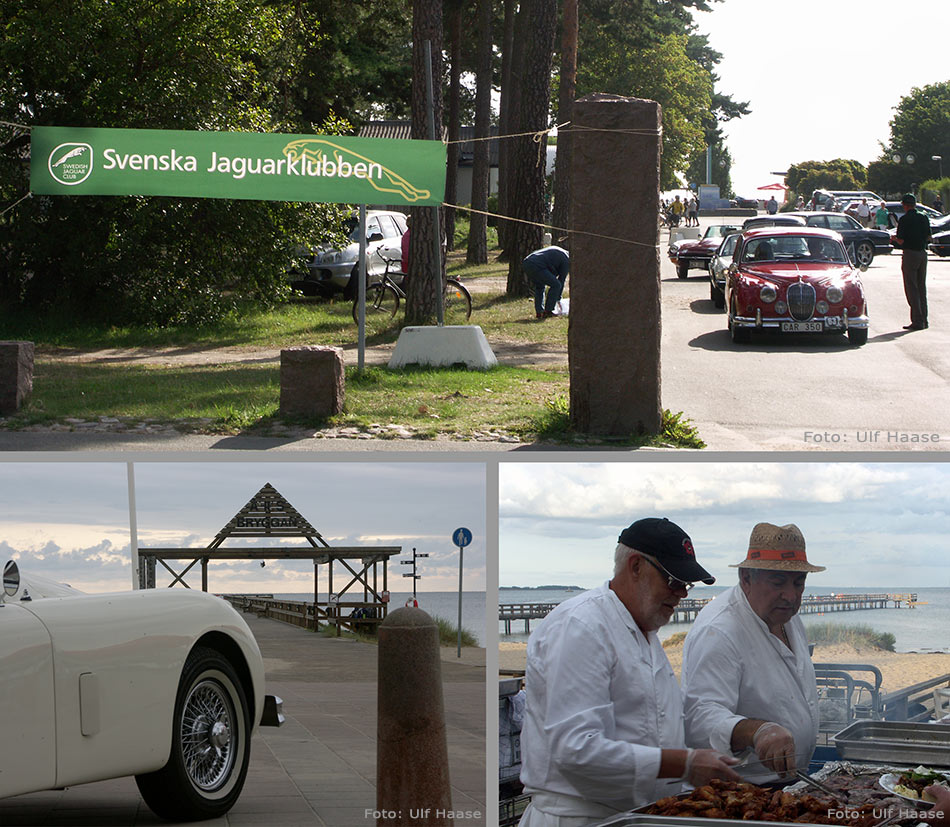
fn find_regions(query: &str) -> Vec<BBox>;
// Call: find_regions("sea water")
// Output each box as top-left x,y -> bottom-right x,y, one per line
273,591 -> 487,646
499,586 -> 950,653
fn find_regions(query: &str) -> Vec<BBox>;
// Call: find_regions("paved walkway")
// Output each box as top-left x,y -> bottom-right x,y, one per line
0,614 -> 486,827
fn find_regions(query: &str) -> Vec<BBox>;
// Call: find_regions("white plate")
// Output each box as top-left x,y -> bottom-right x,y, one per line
879,771 -> 950,807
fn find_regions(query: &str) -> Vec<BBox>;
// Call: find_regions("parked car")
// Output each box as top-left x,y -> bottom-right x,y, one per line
668,224 -> 741,279
708,232 -> 741,309
883,201 -> 942,229
811,189 -> 882,211
724,226 -> 869,346
731,196 -> 759,209
931,228 -> 950,256
290,210 -> 407,299
742,214 -> 806,231
785,211 -> 891,265
0,559 -> 283,822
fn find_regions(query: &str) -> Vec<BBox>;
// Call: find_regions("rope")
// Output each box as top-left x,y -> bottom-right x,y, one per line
444,202 -> 661,250
0,121 -> 31,130
0,192 -> 31,218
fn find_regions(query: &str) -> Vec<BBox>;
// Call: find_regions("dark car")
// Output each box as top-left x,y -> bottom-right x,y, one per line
668,224 -> 741,279
731,196 -> 759,209
931,227 -> 950,256
725,227 -> 869,347
785,212 -> 891,266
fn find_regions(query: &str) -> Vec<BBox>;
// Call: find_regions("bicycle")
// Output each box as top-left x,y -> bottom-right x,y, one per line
352,249 -> 472,335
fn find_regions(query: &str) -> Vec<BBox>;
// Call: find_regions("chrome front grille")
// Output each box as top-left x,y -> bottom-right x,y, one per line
787,281 -> 816,321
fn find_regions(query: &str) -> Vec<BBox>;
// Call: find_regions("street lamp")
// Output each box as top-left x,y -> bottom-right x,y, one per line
933,155 -> 944,178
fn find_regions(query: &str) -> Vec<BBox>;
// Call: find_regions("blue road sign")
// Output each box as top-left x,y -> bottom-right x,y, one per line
452,527 -> 473,548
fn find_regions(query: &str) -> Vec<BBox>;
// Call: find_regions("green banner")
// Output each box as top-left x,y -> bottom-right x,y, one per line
30,126 -> 446,206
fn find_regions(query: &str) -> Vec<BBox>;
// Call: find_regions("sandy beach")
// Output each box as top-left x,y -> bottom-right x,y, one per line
500,640 -> 950,694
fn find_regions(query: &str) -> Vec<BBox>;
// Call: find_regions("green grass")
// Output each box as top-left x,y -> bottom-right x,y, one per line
4,249 -> 707,447
431,615 -> 479,647
806,623 -> 896,652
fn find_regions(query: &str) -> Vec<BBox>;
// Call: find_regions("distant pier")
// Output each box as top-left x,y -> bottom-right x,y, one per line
499,593 -> 920,634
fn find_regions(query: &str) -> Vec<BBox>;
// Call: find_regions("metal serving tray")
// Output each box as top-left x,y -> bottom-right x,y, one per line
833,721 -> 950,766
592,815 -> 883,827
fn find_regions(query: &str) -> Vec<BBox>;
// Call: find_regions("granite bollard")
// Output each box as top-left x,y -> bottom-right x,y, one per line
569,93 -> 662,434
279,346 -> 345,418
376,607 -> 453,827
0,341 -> 34,415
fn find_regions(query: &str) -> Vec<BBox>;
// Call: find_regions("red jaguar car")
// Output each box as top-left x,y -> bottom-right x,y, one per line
725,227 -> 869,347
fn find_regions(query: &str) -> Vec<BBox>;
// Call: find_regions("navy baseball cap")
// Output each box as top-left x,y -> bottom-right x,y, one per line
901,193 -> 917,206
618,517 -> 715,585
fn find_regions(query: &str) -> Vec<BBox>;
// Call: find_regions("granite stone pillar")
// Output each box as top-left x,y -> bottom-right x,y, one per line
0,341 -> 34,415
376,608 -> 453,827
278,346 -> 345,418
568,93 -> 662,434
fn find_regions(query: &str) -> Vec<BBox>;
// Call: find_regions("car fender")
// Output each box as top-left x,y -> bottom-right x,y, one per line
18,589 -> 264,789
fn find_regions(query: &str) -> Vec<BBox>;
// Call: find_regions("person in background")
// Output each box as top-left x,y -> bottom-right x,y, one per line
670,195 -> 684,226
518,518 -> 740,826
522,245 -> 569,320
683,523 -> 825,781
893,193 -> 933,331
874,201 -> 890,231
795,195 -> 805,211
766,195 -> 778,215
855,198 -> 872,227
934,194 -> 944,214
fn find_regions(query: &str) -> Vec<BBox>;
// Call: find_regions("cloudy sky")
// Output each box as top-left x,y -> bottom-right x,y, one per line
0,462 -> 486,594
499,462 -> 950,588
697,0 -> 948,197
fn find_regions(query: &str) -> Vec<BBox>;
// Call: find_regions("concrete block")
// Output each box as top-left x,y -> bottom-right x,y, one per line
388,326 -> 497,369
279,346 -> 345,418
0,341 -> 34,415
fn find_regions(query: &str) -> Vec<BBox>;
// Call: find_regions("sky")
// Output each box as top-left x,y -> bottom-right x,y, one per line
0,462 -> 486,594
499,462 -> 950,589
695,0 -> 949,198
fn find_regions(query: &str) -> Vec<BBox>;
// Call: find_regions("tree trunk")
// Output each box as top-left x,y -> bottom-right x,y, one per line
505,0 -> 557,296
466,0 -> 493,265
444,0 -> 463,251
496,0 -> 517,258
405,0 -> 444,326
551,0 -> 577,240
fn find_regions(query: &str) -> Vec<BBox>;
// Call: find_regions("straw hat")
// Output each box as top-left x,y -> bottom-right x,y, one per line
729,522 -> 826,572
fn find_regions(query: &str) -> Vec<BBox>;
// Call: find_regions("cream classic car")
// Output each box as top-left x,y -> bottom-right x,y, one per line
0,560 -> 283,821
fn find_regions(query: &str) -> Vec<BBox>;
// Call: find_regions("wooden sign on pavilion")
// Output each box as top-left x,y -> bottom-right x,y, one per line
137,483 -> 402,631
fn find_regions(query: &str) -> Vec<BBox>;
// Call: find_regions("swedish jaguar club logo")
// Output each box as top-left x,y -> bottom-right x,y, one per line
683,538 -> 695,557
48,142 -> 93,185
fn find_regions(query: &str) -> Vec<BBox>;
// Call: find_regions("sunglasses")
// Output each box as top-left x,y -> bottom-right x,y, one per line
641,555 -> 695,593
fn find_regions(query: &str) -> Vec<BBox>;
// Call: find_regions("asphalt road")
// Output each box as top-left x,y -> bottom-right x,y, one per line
660,220 -> 950,451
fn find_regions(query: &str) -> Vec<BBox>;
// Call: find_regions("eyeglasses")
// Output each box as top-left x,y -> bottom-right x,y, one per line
641,555 -> 695,593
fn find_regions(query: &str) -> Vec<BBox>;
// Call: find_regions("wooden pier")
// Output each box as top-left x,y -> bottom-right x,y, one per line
498,603 -> 558,634
500,593 -> 919,634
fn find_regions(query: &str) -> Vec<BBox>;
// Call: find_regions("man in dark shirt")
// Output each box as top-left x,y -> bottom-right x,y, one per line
522,245 -> 570,320
893,193 -> 932,330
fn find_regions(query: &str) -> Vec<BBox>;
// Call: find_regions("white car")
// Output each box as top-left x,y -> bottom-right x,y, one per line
292,209 -> 407,299
0,560 -> 283,821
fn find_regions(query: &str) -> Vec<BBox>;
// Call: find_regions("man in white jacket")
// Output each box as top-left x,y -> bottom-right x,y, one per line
682,523 -> 825,781
518,518 -> 741,827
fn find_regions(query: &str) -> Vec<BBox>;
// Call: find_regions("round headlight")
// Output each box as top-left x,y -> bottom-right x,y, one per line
760,284 -> 777,303
775,301 -> 787,315
816,300 -> 829,314
826,285 -> 844,304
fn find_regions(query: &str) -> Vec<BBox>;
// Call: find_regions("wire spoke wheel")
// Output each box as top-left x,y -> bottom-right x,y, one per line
443,279 -> 472,324
354,282 -> 400,335
181,678 -> 237,790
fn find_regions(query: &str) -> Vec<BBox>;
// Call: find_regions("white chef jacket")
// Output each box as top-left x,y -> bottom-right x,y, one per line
681,583 -> 819,779
519,583 -> 686,824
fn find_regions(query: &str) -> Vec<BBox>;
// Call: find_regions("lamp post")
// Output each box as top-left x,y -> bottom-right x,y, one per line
891,153 -> 917,195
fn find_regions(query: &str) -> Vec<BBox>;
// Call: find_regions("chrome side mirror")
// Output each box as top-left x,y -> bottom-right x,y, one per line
3,560 -> 20,597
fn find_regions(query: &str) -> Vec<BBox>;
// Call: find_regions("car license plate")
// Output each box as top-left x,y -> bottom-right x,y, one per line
688,260 -> 707,269
781,321 -> 823,332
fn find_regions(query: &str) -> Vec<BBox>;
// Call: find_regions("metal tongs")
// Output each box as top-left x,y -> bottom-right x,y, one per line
791,769 -> 848,803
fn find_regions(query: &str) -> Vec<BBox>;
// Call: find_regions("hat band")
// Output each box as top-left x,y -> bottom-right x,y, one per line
748,548 -> 807,561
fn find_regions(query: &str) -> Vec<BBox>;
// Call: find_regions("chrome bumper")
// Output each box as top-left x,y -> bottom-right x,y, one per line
731,313 -> 869,331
